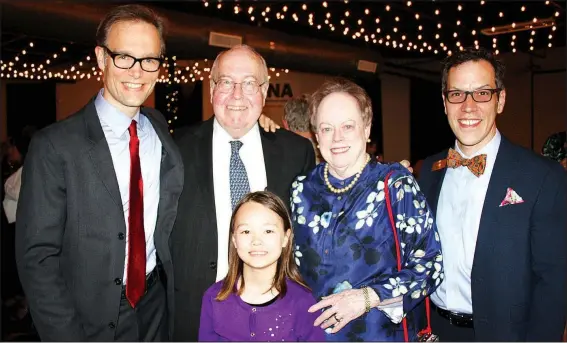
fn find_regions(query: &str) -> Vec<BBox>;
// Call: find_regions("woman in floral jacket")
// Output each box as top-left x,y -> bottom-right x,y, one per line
290,78 -> 443,341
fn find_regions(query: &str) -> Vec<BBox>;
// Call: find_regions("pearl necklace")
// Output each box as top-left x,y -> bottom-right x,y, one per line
324,154 -> 371,194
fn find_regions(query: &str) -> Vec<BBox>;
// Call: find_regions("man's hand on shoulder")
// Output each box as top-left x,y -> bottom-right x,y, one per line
399,159 -> 413,174
259,114 -> 280,132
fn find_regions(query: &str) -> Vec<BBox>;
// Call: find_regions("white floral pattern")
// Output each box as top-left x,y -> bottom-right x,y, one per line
290,163 -> 444,341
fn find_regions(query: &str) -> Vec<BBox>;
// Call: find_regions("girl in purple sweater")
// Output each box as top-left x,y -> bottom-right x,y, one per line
199,191 -> 325,342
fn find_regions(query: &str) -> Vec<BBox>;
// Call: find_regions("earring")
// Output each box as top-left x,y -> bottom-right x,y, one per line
316,145 -> 320,149
367,139 -> 371,143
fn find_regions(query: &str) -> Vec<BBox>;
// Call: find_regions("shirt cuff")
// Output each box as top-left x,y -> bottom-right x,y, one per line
377,299 -> 404,324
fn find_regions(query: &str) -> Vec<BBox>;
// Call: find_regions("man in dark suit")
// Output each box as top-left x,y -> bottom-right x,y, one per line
419,47 -> 567,341
15,5 -> 183,341
172,45 -> 315,341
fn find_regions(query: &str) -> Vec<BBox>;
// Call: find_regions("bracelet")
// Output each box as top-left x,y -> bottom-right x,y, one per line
362,287 -> 371,313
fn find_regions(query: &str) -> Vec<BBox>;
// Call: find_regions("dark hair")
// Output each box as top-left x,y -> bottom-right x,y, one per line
13,125 -> 37,162
441,47 -> 505,94
541,131 -> 567,163
216,191 -> 309,301
96,4 -> 166,55
284,95 -> 310,132
309,77 -> 373,132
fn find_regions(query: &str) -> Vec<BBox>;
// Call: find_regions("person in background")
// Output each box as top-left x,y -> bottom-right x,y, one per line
3,126 -> 37,224
291,77 -> 443,341
2,136 -> 23,181
2,126 -> 39,341
419,47 -> 566,341
541,130 -> 567,342
542,131 -> 567,171
283,95 -> 322,164
198,191 -> 325,341
412,159 -> 424,179
15,5 -> 183,341
366,141 -> 385,163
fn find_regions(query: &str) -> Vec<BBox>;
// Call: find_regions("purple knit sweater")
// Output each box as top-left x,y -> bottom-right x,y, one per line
199,279 -> 325,341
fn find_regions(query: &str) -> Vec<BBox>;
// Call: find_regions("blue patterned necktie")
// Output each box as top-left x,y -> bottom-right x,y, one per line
229,141 -> 250,209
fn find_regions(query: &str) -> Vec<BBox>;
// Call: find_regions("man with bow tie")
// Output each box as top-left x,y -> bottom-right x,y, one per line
418,47 -> 567,341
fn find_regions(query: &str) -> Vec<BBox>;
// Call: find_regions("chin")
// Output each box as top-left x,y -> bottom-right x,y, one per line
456,132 -> 485,147
328,154 -> 356,167
120,94 -> 148,106
244,259 -> 278,270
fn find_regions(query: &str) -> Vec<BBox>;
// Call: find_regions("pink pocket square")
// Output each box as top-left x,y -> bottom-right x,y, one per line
499,187 -> 524,207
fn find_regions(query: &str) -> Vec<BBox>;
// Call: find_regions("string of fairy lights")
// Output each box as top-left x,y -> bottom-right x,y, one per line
0,42 -> 290,133
1,1 -> 561,130
201,0 -> 560,56
0,1 -> 561,80
0,42 -> 290,83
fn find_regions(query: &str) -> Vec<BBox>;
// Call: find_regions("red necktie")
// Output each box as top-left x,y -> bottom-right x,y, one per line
447,148 -> 487,177
126,120 -> 146,307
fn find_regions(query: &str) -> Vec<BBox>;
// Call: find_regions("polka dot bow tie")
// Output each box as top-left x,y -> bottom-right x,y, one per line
446,148 -> 487,177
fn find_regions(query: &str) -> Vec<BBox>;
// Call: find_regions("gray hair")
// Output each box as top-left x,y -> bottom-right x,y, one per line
284,95 -> 311,132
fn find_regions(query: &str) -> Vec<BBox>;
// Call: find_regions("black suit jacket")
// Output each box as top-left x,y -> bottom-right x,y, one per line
420,136 -> 567,341
171,118 -> 316,341
15,99 -> 184,341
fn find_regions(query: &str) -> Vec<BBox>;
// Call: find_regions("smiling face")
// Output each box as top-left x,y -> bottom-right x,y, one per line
443,60 -> 506,156
210,48 -> 268,139
315,92 -> 371,177
94,20 -> 161,117
231,201 -> 290,274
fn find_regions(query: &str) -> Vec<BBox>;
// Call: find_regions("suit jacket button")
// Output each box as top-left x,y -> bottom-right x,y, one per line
209,261 -> 217,269
114,278 -> 122,285
108,322 -> 116,329
118,233 -> 125,240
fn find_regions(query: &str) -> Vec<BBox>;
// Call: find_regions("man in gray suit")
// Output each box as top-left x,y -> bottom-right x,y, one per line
15,5 -> 183,341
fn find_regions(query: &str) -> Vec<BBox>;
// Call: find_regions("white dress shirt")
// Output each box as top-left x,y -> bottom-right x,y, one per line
212,118 -> 267,281
94,89 -> 162,284
3,166 -> 22,224
431,130 -> 501,314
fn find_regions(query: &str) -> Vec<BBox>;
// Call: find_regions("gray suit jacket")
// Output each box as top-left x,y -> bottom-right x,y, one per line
15,98 -> 184,341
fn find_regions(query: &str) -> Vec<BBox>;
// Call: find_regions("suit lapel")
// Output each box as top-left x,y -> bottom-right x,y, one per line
260,130 -> 282,193
472,138 -> 518,272
195,119 -> 218,238
142,108 -> 183,240
85,99 -> 123,208
142,108 -> 177,180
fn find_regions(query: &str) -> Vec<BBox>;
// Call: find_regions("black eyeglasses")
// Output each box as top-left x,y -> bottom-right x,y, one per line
444,88 -> 501,104
101,46 -> 163,72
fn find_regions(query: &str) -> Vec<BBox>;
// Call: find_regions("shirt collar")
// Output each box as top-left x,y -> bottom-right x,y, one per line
212,117 -> 260,147
94,88 -> 145,137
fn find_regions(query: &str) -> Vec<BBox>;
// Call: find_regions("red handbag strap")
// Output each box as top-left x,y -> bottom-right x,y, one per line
383,171 -> 432,342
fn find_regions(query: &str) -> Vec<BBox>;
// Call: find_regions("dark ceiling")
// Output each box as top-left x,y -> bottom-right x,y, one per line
1,1 -> 565,79
150,0 -> 566,58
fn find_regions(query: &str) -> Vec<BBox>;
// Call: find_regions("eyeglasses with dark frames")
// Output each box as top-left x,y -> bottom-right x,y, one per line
444,88 -> 501,104
101,46 -> 163,72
